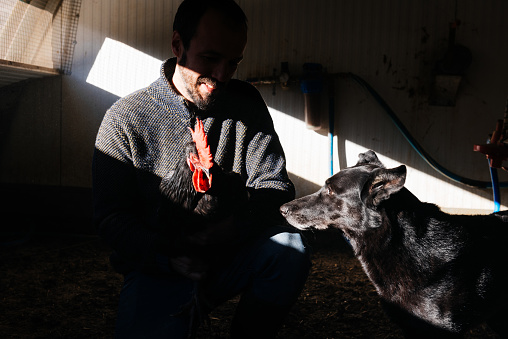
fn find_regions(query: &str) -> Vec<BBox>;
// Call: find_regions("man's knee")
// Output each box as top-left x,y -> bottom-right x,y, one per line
271,230 -> 308,255
230,229 -> 311,338
269,230 -> 311,278
246,228 -> 311,305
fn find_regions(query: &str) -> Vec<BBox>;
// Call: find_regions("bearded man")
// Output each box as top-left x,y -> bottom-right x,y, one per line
92,0 -> 311,338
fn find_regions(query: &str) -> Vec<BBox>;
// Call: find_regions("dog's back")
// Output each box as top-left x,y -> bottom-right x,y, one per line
366,187 -> 508,334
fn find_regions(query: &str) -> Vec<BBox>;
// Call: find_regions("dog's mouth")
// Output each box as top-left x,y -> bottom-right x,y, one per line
284,217 -> 329,231
280,202 -> 332,231
288,223 -> 314,230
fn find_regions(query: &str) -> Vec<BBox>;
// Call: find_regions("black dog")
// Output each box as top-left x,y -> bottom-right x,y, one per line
280,150 -> 508,338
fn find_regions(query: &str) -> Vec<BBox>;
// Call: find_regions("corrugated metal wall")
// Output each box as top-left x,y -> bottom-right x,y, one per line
2,0 -> 508,213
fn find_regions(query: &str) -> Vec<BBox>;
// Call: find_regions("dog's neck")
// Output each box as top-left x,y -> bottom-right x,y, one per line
354,189 -> 437,298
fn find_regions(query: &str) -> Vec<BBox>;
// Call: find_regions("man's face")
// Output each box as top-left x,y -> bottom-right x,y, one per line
172,10 -> 247,110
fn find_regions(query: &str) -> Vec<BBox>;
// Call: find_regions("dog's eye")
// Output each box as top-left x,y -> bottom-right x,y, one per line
371,181 -> 384,191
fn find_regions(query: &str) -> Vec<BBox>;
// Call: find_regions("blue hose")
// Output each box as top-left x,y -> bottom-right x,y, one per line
346,72 -> 508,189
489,163 -> 501,212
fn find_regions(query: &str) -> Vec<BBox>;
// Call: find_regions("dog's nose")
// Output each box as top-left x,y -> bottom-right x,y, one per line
280,204 -> 291,217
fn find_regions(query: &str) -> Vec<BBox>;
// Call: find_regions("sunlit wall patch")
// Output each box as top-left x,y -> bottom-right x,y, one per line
86,37 -> 161,98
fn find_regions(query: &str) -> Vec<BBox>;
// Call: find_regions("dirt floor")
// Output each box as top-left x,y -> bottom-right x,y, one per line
0,229 -> 500,339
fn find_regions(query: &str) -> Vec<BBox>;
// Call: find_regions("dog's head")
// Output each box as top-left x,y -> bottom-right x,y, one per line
280,150 -> 406,235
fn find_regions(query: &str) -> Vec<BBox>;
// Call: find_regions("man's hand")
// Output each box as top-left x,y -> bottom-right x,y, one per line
186,214 -> 239,246
170,215 -> 240,280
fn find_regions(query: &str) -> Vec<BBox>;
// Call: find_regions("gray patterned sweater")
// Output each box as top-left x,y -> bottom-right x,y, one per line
93,58 -> 295,274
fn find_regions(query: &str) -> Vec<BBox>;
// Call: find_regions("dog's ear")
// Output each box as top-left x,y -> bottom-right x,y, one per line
356,150 -> 385,168
366,165 -> 406,206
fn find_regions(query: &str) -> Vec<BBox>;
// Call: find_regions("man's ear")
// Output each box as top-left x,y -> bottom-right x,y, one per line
367,165 -> 406,206
171,31 -> 183,58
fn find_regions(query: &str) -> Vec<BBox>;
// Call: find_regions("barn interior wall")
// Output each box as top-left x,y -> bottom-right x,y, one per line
1,0 -> 508,218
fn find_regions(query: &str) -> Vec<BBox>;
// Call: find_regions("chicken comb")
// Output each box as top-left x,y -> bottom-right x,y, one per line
188,118 -> 213,170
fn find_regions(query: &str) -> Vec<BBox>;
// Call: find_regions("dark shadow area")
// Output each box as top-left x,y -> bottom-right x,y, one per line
0,76 -> 64,185
0,184 -> 94,239
0,81 -> 25,142
0,227 -> 498,338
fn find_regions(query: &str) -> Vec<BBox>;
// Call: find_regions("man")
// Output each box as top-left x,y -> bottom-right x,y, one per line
93,0 -> 311,337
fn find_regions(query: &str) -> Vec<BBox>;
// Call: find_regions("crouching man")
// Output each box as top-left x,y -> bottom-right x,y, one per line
92,0 -> 311,338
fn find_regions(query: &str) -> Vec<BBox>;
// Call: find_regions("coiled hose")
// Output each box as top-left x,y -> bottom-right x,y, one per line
344,73 -> 508,198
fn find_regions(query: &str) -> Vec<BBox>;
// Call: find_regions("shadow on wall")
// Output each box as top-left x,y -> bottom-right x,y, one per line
0,77 -> 64,186
289,172 -> 322,199
0,81 -> 24,148
334,77 -> 501,209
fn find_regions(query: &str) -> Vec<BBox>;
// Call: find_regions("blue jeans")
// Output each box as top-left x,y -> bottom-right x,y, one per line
114,226 -> 311,338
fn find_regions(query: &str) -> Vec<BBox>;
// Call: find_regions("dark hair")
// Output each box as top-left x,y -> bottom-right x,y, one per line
173,0 -> 248,50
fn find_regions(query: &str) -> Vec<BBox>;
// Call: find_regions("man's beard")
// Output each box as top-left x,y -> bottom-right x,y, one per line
177,52 -> 225,111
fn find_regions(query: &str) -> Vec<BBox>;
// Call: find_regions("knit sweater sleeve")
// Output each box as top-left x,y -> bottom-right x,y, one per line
92,105 -> 166,274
